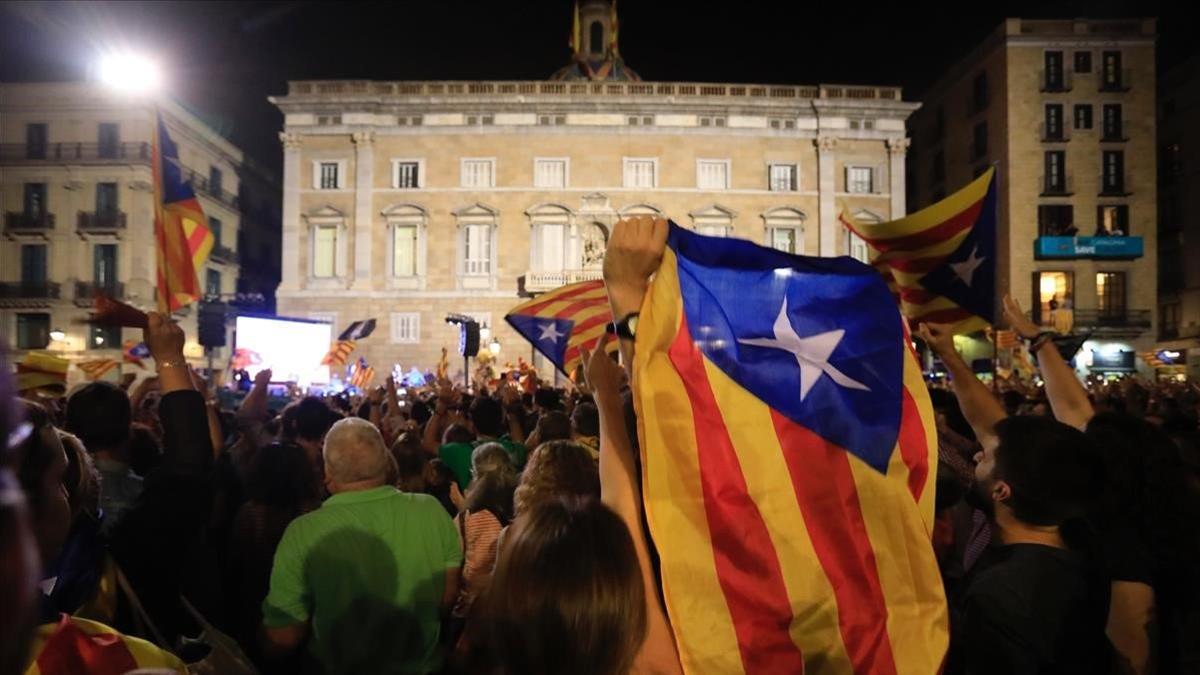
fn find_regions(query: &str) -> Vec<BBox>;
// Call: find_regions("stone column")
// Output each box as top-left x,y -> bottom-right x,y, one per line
279,132 -> 302,292
887,137 -> 911,219
351,131 -> 375,290
816,135 -> 839,256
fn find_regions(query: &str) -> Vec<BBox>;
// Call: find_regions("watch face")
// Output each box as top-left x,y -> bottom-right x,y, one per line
627,315 -> 639,334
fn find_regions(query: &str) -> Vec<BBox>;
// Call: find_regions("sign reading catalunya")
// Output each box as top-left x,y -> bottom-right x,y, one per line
1036,236 -> 1144,259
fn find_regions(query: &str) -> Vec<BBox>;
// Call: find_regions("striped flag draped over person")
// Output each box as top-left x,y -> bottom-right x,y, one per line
505,279 -> 619,377
153,112 -> 213,312
634,222 -> 947,674
842,167 -> 998,335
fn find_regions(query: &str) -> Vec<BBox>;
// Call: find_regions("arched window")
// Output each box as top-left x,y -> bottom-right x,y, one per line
762,207 -> 807,254
690,204 -> 736,237
590,21 -> 604,55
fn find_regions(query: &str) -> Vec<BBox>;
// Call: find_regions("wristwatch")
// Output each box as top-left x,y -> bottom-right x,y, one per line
607,312 -> 640,340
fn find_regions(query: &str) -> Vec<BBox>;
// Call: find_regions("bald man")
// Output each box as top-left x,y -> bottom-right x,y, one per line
262,418 -> 462,674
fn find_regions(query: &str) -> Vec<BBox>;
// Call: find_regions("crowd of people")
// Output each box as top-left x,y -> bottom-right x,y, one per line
2,217 -> 1199,674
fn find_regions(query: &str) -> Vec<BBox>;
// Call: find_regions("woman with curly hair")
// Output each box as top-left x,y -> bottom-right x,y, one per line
513,440 -> 600,519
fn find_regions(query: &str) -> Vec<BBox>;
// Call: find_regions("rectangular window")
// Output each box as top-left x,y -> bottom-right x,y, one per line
1096,205 -> 1130,236
393,225 -> 417,276
1096,272 -> 1126,317
534,159 -> 568,189
1074,104 -> 1093,130
87,323 -> 119,350
846,167 -> 873,194
94,244 -> 118,290
26,123 -> 47,159
771,228 -> 798,254
1037,205 -> 1075,237
98,123 -> 119,159
17,314 -> 51,350
1074,50 -> 1092,73
1103,151 -> 1125,194
696,160 -> 730,190
1101,51 -> 1123,89
624,158 -> 657,189
318,162 -> 340,190
24,183 -> 46,217
394,161 -> 421,189
1044,151 -> 1066,193
972,72 -> 989,112
209,166 -> 223,195
537,223 -> 566,271
1044,51 -> 1065,90
208,217 -> 222,247
1033,271 -> 1074,326
96,183 -> 119,214
20,245 -> 47,285
313,225 -> 337,277
464,224 -> 491,275
769,164 -> 797,192
972,121 -> 988,160
461,159 -> 495,188
206,269 -> 221,297
390,313 -> 420,344
1044,104 -> 1064,140
1102,104 -> 1123,141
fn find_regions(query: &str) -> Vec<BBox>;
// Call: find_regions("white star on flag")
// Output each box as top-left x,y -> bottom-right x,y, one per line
950,245 -> 985,286
737,297 -> 870,401
538,322 -> 565,343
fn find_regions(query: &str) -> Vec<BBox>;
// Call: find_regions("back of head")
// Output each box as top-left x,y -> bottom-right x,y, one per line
535,411 -> 572,443
571,403 -> 599,438
248,442 -> 318,510
127,423 -> 162,477
992,416 -> 1100,526
323,417 -> 390,487
470,396 -> 504,438
295,396 -> 340,443
443,423 -> 475,445
466,498 -> 646,675
515,441 -> 600,517
472,442 -> 515,481
534,387 -> 562,412
59,432 -> 100,520
390,433 -> 429,493
64,381 -> 131,452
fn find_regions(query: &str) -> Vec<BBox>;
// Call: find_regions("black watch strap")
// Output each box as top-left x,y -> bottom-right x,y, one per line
606,312 -> 640,339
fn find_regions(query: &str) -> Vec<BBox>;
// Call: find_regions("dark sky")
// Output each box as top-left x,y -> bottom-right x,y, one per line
1,0 -> 1192,174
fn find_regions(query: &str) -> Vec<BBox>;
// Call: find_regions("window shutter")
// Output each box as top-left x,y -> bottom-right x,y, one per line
312,161 -> 320,190
337,161 -> 347,190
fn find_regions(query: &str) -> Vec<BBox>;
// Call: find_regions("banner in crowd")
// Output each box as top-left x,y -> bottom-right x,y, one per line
633,223 -> 947,673
348,357 -> 375,389
842,167 -> 998,335
153,112 -> 213,313
505,279 -> 619,377
321,340 -> 356,367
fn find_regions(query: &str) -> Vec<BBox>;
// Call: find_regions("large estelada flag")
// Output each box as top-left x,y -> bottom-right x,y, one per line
635,223 -> 947,674
841,167 -> 998,335
153,112 -> 213,313
505,279 -> 619,377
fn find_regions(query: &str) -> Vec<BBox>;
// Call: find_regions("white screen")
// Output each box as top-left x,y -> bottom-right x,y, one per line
235,316 -> 333,386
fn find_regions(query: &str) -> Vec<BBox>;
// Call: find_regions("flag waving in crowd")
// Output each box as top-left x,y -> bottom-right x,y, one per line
633,222 -> 947,673
123,340 -> 151,369
842,166 -> 998,335
153,112 -> 213,313
321,340 -> 356,367
348,357 -> 376,390
506,279 -> 619,377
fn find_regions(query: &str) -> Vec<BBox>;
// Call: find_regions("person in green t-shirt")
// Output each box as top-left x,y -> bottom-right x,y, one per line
262,418 -> 462,674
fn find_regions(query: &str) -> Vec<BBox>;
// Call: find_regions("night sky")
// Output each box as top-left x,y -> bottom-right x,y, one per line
0,0 -> 1191,174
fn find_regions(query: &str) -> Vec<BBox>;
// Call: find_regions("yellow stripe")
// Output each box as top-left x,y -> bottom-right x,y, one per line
870,227 -> 972,266
854,168 -> 993,240
509,280 -> 605,314
702,359 -> 855,673
635,247 -> 744,675
530,291 -> 609,319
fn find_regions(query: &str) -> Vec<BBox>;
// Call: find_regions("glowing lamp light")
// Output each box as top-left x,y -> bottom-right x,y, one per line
49,328 -> 66,342
97,52 -> 163,93
488,338 -> 501,355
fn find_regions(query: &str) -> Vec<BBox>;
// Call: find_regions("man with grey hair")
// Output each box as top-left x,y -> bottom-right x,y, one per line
262,417 -> 462,674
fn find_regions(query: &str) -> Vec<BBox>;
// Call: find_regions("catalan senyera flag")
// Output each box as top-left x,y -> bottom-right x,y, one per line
635,223 -> 947,674
505,279 -> 619,377
77,359 -> 119,381
842,166 -> 998,335
26,614 -> 186,675
153,112 -> 213,313
321,340 -> 356,367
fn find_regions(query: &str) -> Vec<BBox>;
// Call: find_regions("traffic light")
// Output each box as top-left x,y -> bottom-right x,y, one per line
198,301 -> 227,348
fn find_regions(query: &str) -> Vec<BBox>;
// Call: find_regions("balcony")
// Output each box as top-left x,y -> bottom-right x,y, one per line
1039,175 -> 1074,197
0,282 -> 61,308
521,269 -> 604,294
74,281 -> 125,307
0,142 -> 150,165
1075,309 -> 1151,332
1040,70 -> 1072,93
5,212 -> 55,234
1099,69 -> 1132,92
1035,235 -> 1144,260
184,170 -> 240,209
77,211 -> 127,233
210,244 -> 239,265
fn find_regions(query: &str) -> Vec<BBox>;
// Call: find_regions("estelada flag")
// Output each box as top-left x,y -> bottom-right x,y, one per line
123,340 -> 151,369
26,614 -> 185,674
321,340 -> 356,367
842,166 -> 998,335
77,359 -> 119,381
153,112 -> 213,313
634,223 -> 947,674
505,279 -> 618,377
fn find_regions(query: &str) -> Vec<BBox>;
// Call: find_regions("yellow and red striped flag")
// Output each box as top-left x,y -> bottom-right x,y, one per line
349,357 -> 376,390
26,615 -> 186,674
76,358 -> 119,381
321,340 -> 356,367
505,279 -> 619,377
635,222 -> 947,673
842,167 -> 997,335
995,329 -> 1019,350
153,112 -> 213,313
1139,351 -> 1165,367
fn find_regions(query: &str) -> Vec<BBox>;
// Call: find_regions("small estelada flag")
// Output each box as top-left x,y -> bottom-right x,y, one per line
77,358 -> 119,381
123,341 -> 151,369
504,279 -> 618,377
321,340 -> 356,367
338,319 -> 377,341
348,357 -> 376,389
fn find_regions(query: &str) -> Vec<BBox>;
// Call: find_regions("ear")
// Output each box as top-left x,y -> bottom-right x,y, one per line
992,479 -> 1012,503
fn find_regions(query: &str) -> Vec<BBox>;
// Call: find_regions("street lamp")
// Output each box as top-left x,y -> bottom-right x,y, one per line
97,52 -> 163,94
49,328 -> 66,342
489,337 -> 501,356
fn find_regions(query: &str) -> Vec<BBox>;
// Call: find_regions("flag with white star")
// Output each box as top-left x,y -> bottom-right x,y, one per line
505,279 -> 618,377
842,166 -> 998,334
635,222 -> 947,674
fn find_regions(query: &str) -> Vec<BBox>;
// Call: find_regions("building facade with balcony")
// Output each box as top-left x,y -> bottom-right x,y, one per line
907,18 -> 1158,375
0,82 -> 252,377
269,0 -> 918,377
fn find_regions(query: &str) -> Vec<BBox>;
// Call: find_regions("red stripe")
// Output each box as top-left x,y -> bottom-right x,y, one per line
36,615 -> 140,675
860,200 -> 984,253
898,386 -> 931,501
559,313 -> 615,363
561,332 -> 604,366
668,321 -> 807,673
186,225 -> 209,252
898,286 -> 937,305
519,280 -> 605,315
880,254 -> 950,274
771,412 -> 899,675
551,295 -> 610,319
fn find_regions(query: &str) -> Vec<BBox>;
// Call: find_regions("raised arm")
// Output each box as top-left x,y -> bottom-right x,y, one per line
917,322 -> 1006,450
603,216 -> 670,375
1003,295 -> 1094,431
